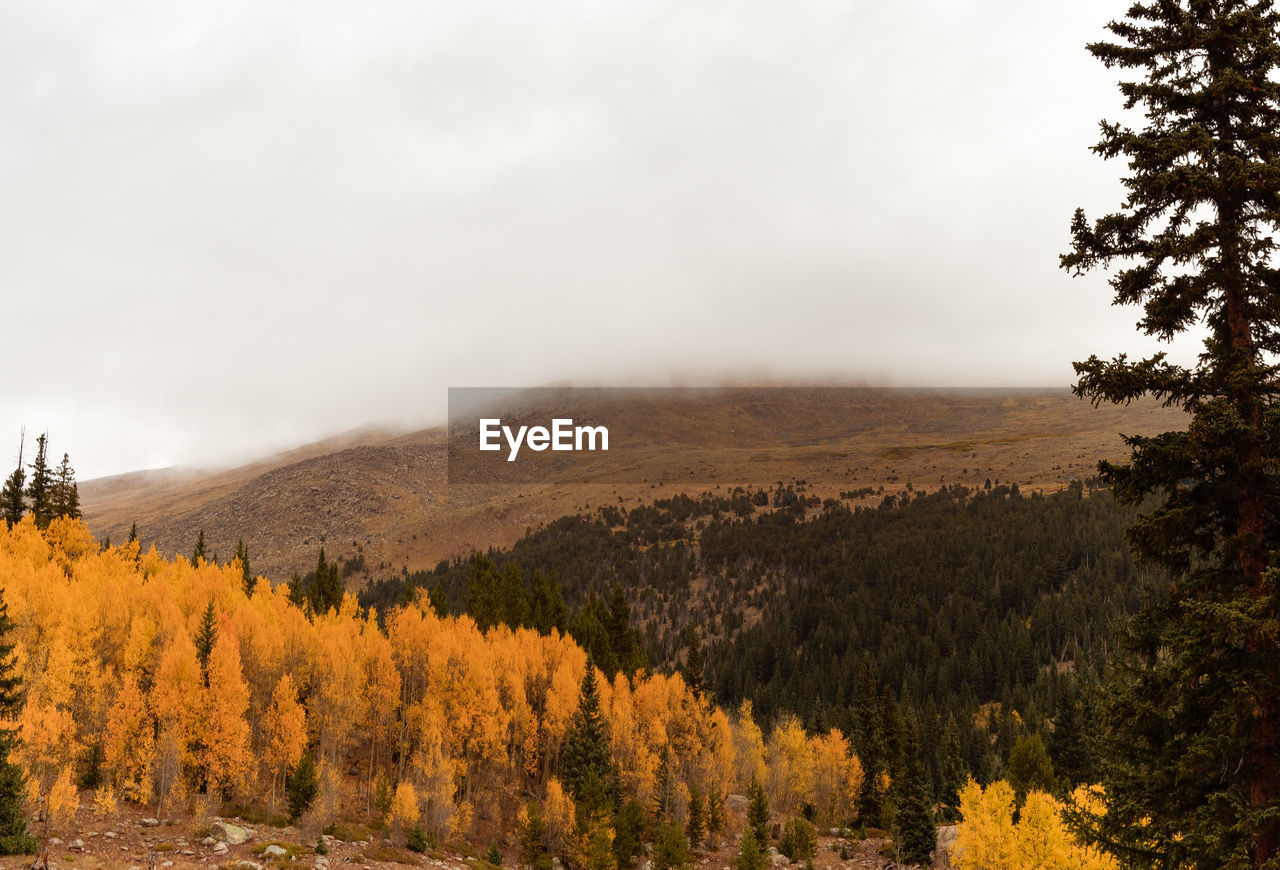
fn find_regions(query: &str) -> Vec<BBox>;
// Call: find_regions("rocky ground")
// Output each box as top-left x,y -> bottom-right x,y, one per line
0,793 -> 951,870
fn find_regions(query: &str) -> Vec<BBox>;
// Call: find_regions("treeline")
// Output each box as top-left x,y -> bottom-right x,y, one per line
359,481 -> 1158,814
1,431 -> 79,529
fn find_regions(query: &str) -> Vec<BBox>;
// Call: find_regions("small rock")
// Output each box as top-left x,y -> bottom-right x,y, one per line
236,861 -> 265,870
104,831 -> 118,839
316,861 -> 329,869
69,839 -> 85,852
161,862 -> 174,868
356,840 -> 369,847
201,836 -> 217,846
213,842 -> 229,855
263,845 -> 288,859
48,837 -> 62,846
142,818 -> 160,827
181,849 -> 195,856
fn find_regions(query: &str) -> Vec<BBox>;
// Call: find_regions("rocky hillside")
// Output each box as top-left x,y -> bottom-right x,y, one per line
79,387 -> 1187,585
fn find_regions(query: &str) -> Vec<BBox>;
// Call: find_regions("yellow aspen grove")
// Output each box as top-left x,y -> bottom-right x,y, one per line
261,673 -> 306,814
0,517 -> 887,848
103,673 -> 156,803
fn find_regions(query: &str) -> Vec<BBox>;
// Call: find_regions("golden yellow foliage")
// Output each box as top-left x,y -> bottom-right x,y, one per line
544,776 -> 576,855
201,626 -> 253,793
766,713 -> 814,818
47,765 -> 79,832
810,728 -> 861,827
0,518 -> 746,841
93,783 -> 118,818
104,673 -> 155,803
262,673 -> 307,812
952,780 -> 1118,870
391,780 -> 421,829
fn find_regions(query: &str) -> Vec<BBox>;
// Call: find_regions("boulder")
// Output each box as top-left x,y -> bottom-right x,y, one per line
263,845 -> 288,859
214,820 -> 252,845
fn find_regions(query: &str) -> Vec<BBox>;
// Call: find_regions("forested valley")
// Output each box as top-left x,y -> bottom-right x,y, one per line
0,481 -> 1137,868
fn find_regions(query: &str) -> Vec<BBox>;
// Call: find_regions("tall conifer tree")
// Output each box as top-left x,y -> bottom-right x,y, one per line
24,433 -> 52,528
0,432 -> 24,529
1063,2 -> 1280,865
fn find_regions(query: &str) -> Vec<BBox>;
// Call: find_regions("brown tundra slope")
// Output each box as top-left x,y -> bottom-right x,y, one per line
79,387 -> 1186,585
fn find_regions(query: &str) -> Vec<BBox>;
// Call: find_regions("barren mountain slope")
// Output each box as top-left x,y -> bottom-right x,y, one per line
80,388 -> 1186,583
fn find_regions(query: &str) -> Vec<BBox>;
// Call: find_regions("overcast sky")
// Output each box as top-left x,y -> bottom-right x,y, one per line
1,0 -> 1195,478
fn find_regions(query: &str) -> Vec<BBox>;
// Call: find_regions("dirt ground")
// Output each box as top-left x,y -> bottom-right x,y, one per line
3,792 -> 921,870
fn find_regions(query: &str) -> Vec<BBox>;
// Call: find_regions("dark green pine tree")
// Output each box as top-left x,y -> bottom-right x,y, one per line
612,798 -> 647,870
0,589 -> 36,854
938,714 -> 966,822
0,433 -> 23,530
890,715 -> 935,866
234,538 -> 255,596
605,587 -> 645,677
308,548 -> 344,615
1049,686 -> 1096,788
465,554 -> 505,631
747,777 -> 770,846
51,453 -> 79,520
680,627 -> 705,694
1006,733 -> 1056,808
24,433 -> 52,529
528,569 -> 567,635
518,801 -> 553,870
1062,2 -> 1280,865
652,743 -> 678,824
127,521 -> 138,544
286,749 -> 318,820
685,783 -> 705,849
706,783 -> 725,848
560,664 -> 616,812
195,599 -> 218,681
191,529 -> 208,565
428,581 -> 449,617
569,595 -> 618,677
734,828 -> 766,870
